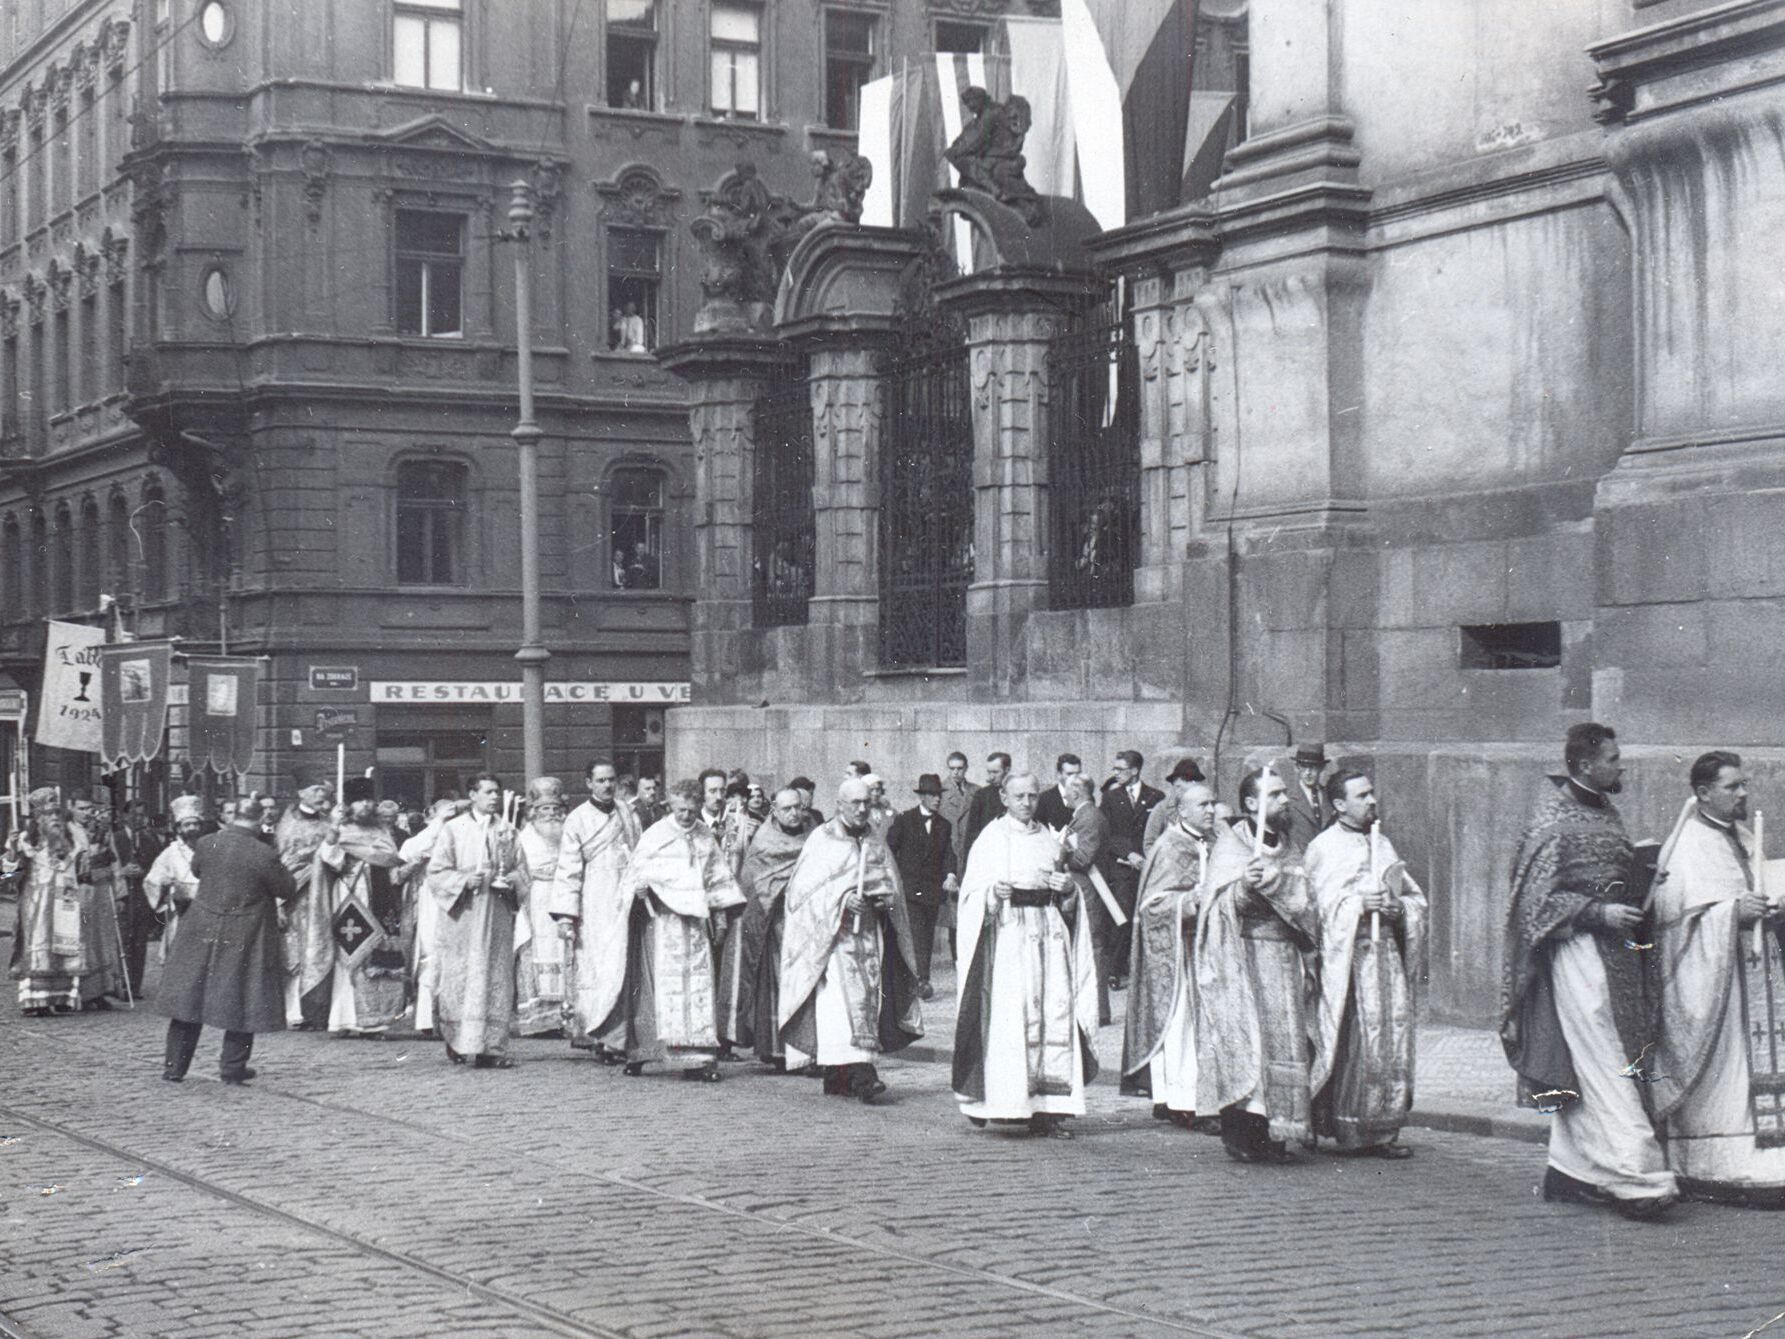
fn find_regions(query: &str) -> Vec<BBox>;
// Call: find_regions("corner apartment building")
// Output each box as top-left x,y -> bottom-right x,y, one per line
0,0 -> 1054,810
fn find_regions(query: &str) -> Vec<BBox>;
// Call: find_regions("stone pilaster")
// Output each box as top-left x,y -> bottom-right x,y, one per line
940,270 -> 1099,698
658,335 -> 787,704
1588,2 -> 1785,742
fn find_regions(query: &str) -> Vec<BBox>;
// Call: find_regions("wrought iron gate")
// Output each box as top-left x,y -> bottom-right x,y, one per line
751,362 -> 815,628
1048,286 -> 1140,610
879,309 -> 973,669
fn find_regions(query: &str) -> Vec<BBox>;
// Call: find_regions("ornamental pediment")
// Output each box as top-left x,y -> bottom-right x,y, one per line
372,115 -> 499,158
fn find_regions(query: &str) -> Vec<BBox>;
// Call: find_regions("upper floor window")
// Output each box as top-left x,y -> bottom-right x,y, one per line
395,458 -> 467,585
394,209 -> 463,338
606,0 -> 657,110
934,20 -> 989,54
393,0 -> 463,92
824,10 -> 877,131
607,228 -> 660,353
609,466 -> 664,590
710,4 -> 761,121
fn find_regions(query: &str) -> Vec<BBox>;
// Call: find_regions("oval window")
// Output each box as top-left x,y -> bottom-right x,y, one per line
199,1 -> 230,45
202,267 -> 231,318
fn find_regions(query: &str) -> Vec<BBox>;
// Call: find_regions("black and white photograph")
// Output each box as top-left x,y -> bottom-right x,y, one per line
2,0 -> 1783,1335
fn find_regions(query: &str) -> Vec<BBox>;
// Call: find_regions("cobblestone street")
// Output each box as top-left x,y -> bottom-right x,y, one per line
3,955 -> 1782,1339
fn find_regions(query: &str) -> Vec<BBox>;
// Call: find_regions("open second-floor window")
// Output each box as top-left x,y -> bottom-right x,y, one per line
609,466 -> 665,590
395,458 -> 467,586
710,4 -> 761,121
607,228 -> 660,353
394,0 -> 463,91
824,9 -> 877,131
607,0 -> 657,110
395,209 -> 463,338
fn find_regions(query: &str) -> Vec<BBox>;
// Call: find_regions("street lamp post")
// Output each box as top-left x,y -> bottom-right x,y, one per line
508,179 -> 547,780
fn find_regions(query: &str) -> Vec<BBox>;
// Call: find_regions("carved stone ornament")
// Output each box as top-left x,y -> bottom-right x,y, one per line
47,263 -> 71,313
1,291 -> 18,340
299,138 -> 331,224
103,16 -> 131,64
530,158 -> 563,241
101,228 -> 129,285
0,110 -> 18,153
597,164 -> 678,230
943,87 -> 1047,227
23,274 -> 46,325
75,244 -> 100,299
686,151 -> 873,332
21,86 -> 41,128
46,66 -> 69,111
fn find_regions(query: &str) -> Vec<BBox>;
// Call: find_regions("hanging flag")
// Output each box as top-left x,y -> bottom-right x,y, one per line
188,656 -> 259,776
35,621 -> 106,755
98,642 -> 172,769
1063,0 -> 1195,223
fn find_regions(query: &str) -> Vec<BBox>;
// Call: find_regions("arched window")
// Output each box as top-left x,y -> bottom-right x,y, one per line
107,493 -> 130,594
52,503 -> 74,613
141,482 -> 168,603
395,458 -> 467,586
1,514 -> 21,620
77,497 -> 101,609
608,465 -> 665,591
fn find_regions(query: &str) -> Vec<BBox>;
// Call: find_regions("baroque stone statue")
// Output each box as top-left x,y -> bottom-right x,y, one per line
943,87 -> 1047,227
688,151 -> 874,333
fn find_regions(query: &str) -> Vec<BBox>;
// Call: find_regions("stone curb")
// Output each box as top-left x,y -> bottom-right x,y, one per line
900,1042 -> 1550,1145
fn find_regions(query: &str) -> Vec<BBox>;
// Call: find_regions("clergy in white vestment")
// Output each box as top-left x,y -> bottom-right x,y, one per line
1305,771 -> 1426,1159
317,777 -> 409,1037
424,774 -> 522,1068
614,779 -> 746,1082
778,779 -> 924,1103
513,777 -> 570,1036
1121,778 -> 1218,1128
951,773 -> 1099,1138
398,798 -> 456,1034
1652,751 -> 1785,1209
143,796 -> 205,963
548,760 -> 641,1062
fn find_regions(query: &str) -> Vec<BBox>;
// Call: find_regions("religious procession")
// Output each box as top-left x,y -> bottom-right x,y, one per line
8,723 -> 1780,1222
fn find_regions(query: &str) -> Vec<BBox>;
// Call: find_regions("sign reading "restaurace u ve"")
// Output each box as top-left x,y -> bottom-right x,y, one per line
369,681 -> 692,705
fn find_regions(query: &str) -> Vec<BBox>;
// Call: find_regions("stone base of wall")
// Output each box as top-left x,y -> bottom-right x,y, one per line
671,709 -> 1785,1029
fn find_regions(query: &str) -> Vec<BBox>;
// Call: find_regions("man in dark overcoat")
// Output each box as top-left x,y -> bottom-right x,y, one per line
884,774 -> 958,998
158,793 -> 298,1085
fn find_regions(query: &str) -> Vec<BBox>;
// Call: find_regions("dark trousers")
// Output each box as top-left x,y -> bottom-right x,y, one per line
164,1018 -> 254,1079
1087,871 -> 1137,990
905,898 -> 939,981
122,885 -> 155,997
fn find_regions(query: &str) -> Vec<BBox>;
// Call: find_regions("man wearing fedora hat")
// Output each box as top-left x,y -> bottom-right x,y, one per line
1283,743 -> 1333,856
885,774 -> 959,998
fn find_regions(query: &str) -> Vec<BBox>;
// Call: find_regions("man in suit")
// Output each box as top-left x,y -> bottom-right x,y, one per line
1099,748 -> 1164,991
960,751 -> 1011,862
158,792 -> 299,1084
884,774 -> 958,998
937,752 -> 978,871
1282,742 -> 1331,855
1035,753 -> 1084,831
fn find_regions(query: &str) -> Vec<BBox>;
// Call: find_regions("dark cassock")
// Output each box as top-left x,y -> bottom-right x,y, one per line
275,787 -> 336,1027
951,806 -> 1099,1133
1305,823 -> 1427,1155
778,808 -> 925,1100
1652,807 -> 1785,1207
1194,815 -> 1317,1162
158,814 -> 298,1082
1501,773 -> 1676,1212
615,809 -> 745,1077
425,799 -> 523,1066
717,814 -> 810,1065
1122,817 -> 1210,1121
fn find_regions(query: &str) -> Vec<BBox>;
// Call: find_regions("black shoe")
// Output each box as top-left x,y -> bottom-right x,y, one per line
472,1055 -> 515,1070
918,980 -> 935,1001
1192,1116 -> 1223,1136
1152,1104 -> 1173,1122
967,1116 -> 987,1128
848,1066 -> 887,1104
1372,1142 -> 1414,1160
1029,1115 -> 1074,1140
161,1067 -> 185,1083
716,1047 -> 747,1063
445,1045 -> 467,1066
220,1068 -> 257,1085
681,1062 -> 721,1083
623,1061 -> 646,1077
1542,1166 -> 1608,1207
83,998 -> 114,1012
